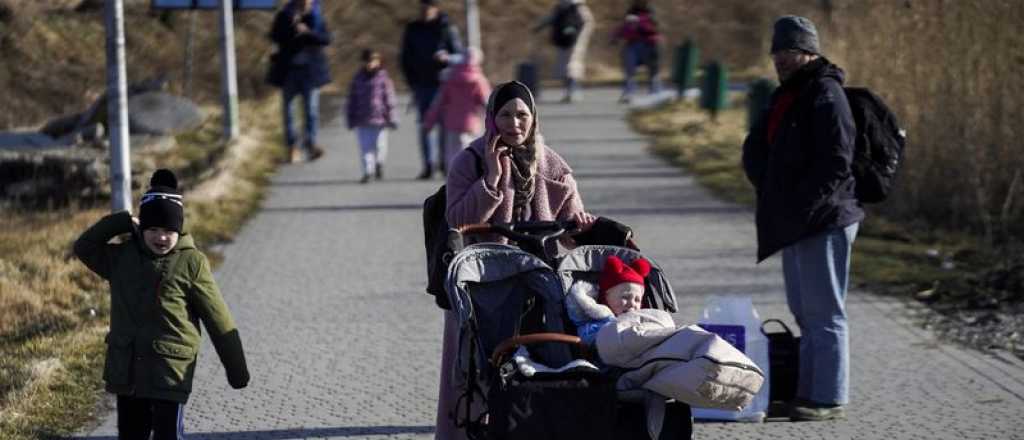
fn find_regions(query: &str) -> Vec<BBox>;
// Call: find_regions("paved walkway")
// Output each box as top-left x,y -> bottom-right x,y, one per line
82,89 -> 1024,439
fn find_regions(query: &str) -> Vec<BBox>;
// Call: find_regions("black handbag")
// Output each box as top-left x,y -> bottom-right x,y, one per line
761,319 -> 800,402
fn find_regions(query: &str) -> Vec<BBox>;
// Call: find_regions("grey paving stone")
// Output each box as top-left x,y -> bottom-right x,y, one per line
80,89 -> 1024,440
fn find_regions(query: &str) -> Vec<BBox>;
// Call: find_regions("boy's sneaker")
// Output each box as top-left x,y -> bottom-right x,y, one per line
288,145 -> 302,164
789,399 -> 846,422
359,174 -> 371,184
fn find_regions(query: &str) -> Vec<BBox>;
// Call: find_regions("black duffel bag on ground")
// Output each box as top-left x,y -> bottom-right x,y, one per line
761,319 -> 800,402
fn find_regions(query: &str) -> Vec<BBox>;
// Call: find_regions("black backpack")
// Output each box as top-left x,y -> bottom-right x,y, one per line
551,4 -> 584,48
844,87 -> 907,203
423,149 -> 482,309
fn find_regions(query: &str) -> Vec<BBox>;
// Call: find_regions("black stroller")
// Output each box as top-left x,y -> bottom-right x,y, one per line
444,219 -> 694,440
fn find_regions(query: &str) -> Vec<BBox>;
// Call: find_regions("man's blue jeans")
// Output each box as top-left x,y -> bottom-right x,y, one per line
782,222 -> 859,406
281,81 -> 320,149
412,86 -> 441,171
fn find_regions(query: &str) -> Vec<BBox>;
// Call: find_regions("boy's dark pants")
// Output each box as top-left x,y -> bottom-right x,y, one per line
116,395 -> 185,440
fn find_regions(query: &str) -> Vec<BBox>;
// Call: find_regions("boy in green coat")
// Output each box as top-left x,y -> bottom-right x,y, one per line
74,169 -> 249,439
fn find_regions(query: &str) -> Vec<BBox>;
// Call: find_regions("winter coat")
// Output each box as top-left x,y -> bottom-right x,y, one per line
742,58 -> 865,262
564,279 -> 615,346
74,211 -> 249,403
399,13 -> 463,89
595,309 -> 765,410
423,63 -> 491,133
445,138 -> 584,232
345,68 -> 397,129
614,8 -> 660,45
266,4 -> 332,89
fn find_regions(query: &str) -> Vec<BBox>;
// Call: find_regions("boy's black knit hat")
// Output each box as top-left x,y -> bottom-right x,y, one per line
139,169 -> 184,233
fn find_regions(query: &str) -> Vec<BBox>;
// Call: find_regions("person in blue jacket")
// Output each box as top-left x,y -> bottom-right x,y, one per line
400,0 -> 463,180
742,15 -> 864,422
267,0 -> 332,163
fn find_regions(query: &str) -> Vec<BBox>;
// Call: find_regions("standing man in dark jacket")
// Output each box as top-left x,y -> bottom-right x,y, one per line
400,0 -> 463,179
267,0 -> 332,163
741,16 -> 864,422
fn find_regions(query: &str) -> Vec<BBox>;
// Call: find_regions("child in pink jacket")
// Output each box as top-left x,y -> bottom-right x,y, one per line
423,47 -> 491,170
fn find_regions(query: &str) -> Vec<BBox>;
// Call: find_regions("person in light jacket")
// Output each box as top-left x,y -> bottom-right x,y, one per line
423,47 -> 491,170
346,49 -> 398,184
534,0 -> 595,103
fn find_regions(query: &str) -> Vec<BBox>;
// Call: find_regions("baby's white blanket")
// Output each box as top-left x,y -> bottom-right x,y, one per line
595,309 -> 765,410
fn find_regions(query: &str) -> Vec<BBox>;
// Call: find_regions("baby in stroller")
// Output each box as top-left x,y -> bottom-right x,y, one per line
565,254 -> 766,412
567,255 -> 651,346
446,220 -> 763,440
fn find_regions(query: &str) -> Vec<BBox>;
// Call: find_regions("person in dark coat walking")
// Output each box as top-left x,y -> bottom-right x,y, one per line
400,0 -> 463,179
741,15 -> 864,422
267,0 -> 332,163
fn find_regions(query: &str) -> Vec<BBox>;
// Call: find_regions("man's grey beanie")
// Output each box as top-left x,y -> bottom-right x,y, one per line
771,15 -> 820,55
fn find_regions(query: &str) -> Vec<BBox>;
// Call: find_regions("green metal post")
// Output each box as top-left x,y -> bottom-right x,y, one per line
672,39 -> 699,98
747,77 -> 777,130
700,61 -> 728,121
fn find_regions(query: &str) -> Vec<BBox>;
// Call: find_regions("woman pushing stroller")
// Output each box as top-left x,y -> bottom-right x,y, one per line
438,81 -> 596,439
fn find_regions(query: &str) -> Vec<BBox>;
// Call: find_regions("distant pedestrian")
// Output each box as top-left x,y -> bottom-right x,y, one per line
346,49 -> 398,184
73,169 -> 250,439
267,0 -> 332,163
533,0 -> 595,103
400,0 -> 463,180
423,47 -> 491,170
741,15 -> 863,422
611,0 -> 662,103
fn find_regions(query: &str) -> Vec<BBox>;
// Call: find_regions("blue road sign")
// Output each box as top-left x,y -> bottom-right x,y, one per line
152,0 -> 278,9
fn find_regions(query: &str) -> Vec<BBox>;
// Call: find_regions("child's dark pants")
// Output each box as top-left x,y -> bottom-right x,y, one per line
116,395 -> 185,440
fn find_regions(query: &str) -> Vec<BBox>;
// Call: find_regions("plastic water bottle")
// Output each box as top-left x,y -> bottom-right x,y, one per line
691,295 -> 770,422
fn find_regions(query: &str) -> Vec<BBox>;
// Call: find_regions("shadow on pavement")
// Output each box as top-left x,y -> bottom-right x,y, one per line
77,425 -> 434,439
545,136 -> 648,145
262,203 -> 422,213
274,177 -> 426,187
595,205 -> 748,216
542,112 -> 624,120
573,170 -> 684,180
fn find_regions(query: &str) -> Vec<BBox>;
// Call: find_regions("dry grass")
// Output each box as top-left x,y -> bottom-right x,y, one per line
0,99 -> 281,439
631,95 -> 755,206
0,0 -> 800,130
629,97 -> 992,300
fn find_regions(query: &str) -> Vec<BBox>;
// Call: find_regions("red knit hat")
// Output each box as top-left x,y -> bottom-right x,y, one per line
599,255 -> 652,300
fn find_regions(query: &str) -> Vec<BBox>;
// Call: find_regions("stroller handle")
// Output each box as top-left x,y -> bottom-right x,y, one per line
453,220 -> 579,260
456,220 -> 579,241
490,333 -> 591,367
